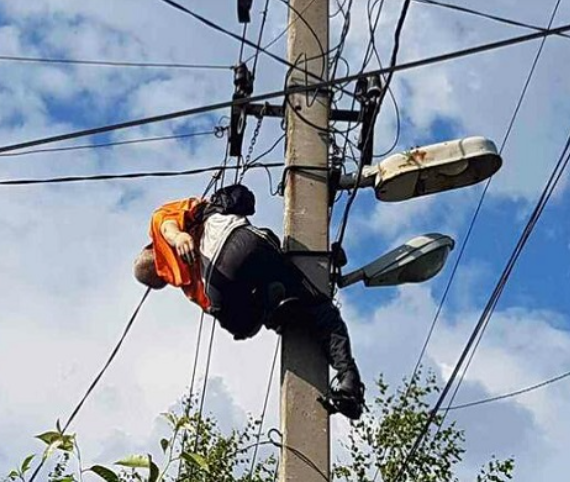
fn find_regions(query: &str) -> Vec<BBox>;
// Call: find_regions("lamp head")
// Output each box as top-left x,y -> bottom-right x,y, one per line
338,234 -> 455,288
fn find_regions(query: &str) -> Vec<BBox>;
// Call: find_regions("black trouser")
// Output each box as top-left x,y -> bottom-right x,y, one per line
206,226 -> 357,375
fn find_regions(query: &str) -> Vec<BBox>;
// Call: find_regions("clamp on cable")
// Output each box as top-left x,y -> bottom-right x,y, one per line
356,74 -> 383,166
229,62 -> 255,157
277,164 -> 330,197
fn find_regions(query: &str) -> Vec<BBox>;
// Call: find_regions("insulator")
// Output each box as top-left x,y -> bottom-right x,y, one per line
238,0 -> 253,23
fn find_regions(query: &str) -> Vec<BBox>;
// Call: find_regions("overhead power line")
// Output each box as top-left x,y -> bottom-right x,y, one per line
0,129 -> 223,158
0,54 -> 232,69
446,368 -> 570,411
3,22 -> 570,155
395,128 -> 570,482
242,0 -> 319,66
335,0 -> 412,252
156,0 -> 328,83
28,288 -> 152,482
407,0 -> 562,407
439,0 -> 563,422
0,162 -> 284,186
412,0 -> 570,40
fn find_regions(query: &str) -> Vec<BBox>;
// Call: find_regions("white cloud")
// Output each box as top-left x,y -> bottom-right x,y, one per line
1,1 -> 569,481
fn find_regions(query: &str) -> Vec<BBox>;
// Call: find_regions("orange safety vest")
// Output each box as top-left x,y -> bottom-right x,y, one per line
150,198 -> 211,311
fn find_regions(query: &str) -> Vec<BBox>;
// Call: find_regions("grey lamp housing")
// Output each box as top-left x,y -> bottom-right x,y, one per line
339,137 -> 502,202
337,233 -> 455,288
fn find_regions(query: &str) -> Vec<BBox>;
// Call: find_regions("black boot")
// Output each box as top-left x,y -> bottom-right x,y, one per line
319,367 -> 365,420
338,367 -> 363,396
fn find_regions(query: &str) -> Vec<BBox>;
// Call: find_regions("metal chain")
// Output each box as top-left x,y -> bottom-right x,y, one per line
245,104 -> 268,167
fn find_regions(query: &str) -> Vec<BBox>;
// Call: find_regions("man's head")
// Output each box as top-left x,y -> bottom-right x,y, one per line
209,184 -> 256,216
133,246 -> 167,289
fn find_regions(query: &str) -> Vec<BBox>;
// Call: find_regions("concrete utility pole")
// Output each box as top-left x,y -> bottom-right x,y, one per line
281,0 -> 330,481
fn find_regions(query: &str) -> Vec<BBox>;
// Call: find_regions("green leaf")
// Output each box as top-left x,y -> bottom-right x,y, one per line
180,452 -> 210,474
148,455 -> 159,482
88,465 -> 120,482
114,455 -> 151,469
175,415 -> 192,431
160,438 -> 169,453
42,441 -> 61,462
59,434 -> 75,452
20,454 -> 35,474
36,431 -> 61,446
35,432 -> 74,452
160,412 -> 178,427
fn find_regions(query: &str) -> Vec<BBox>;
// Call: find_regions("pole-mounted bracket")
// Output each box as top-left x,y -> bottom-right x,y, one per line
245,103 -> 361,123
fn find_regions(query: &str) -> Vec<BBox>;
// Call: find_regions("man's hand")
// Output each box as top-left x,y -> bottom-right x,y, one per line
161,220 -> 197,265
174,232 -> 196,264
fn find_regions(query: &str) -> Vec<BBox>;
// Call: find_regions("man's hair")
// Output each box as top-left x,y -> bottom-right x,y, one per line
133,246 -> 167,290
209,184 -> 256,216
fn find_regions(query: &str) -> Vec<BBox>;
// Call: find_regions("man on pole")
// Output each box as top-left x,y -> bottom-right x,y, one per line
134,184 -> 365,419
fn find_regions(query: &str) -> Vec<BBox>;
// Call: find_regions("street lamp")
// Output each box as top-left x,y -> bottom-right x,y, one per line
339,136 -> 502,201
337,233 -> 455,288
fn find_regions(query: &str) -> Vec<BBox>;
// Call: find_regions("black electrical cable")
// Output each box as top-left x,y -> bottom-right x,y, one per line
193,317 -> 217,453
277,0 -> 327,82
239,23 -> 249,64
202,143 -> 232,197
251,0 -> 272,78
334,0 -> 385,164
156,0 -> 328,87
446,368 -> 570,411
278,0 -> 352,137
241,133 -> 286,193
335,0 -> 412,252
248,338 -> 281,479
0,129 -> 223,158
242,0 -> 320,65
28,288 -> 152,482
176,310 -> 205,480
331,0 -> 351,19
267,429 -> 329,481
3,22 -> 570,155
329,0 -> 354,82
0,54 -> 233,70
397,2 -> 562,477
394,130 -> 570,482
442,0 -> 561,400
0,162 -> 284,186
283,56 -> 332,135
365,0 -> 402,159
249,133 -> 286,166
412,0 -> 570,40
406,0 -> 561,405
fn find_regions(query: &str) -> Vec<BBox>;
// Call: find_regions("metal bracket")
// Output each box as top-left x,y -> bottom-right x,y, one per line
245,103 -> 360,123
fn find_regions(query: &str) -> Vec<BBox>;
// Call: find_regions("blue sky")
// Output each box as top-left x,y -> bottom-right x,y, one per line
1,1 -> 570,481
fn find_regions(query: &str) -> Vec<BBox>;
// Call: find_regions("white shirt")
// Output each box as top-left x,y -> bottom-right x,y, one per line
200,213 -> 249,282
